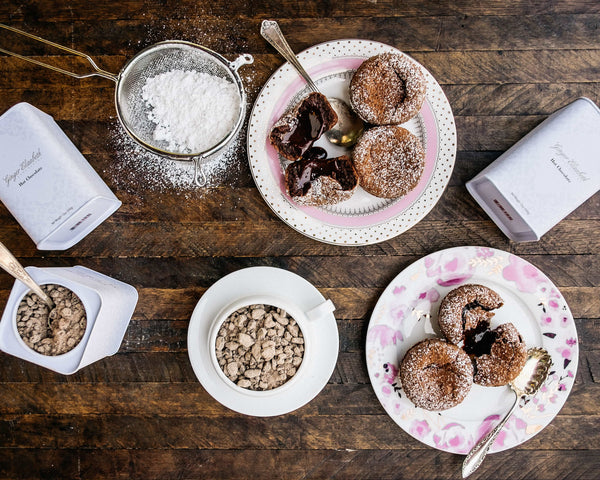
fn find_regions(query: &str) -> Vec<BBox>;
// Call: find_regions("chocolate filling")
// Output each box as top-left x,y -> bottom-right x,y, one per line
464,323 -> 498,357
460,300 -> 497,356
286,149 -> 358,197
391,68 -> 407,102
270,93 -> 337,160
461,301 -> 493,332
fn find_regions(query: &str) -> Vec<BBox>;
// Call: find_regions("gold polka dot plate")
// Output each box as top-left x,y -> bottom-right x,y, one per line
247,40 -> 456,245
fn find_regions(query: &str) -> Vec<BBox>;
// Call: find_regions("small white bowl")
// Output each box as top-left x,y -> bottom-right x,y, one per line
208,294 -> 334,397
12,281 -> 91,358
0,268 -> 100,374
0,266 -> 138,374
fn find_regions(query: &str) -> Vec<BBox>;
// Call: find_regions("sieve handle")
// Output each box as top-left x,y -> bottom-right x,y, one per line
229,54 -> 254,72
0,23 -> 118,82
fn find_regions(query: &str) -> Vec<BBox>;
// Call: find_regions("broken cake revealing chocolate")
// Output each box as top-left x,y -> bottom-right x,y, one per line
285,147 -> 359,206
269,92 -> 338,161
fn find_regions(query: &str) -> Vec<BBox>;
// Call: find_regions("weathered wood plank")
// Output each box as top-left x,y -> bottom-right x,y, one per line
412,50 -> 600,84
3,0 -> 600,22
0,348 -> 596,385
9,219 -> 600,257
4,15 -> 600,54
2,50 -> 600,97
0,352 -> 198,384
0,255 -> 597,293
0,381 -> 596,416
0,218 -> 598,257
0,412 -> 596,450
446,84 -> 600,116
0,448 -> 597,480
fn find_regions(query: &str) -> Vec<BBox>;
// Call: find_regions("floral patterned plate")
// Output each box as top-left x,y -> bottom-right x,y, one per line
366,246 -> 578,454
247,39 -> 456,245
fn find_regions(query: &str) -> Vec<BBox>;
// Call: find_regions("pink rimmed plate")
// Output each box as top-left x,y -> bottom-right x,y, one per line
366,246 -> 578,454
247,39 -> 456,245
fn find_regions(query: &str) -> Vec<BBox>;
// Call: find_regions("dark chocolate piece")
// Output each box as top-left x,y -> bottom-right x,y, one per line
286,150 -> 358,197
269,92 -> 338,161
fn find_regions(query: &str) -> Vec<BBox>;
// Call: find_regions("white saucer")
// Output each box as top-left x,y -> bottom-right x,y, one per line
187,266 -> 339,416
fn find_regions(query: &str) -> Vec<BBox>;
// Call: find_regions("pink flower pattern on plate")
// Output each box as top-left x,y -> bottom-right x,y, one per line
424,251 -> 473,286
471,415 -> 528,450
433,422 -> 470,453
366,246 -> 578,455
367,325 -> 403,349
410,420 -> 431,439
503,255 -> 546,293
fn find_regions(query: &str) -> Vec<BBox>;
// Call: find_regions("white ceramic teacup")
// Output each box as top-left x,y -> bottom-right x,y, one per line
208,294 -> 335,396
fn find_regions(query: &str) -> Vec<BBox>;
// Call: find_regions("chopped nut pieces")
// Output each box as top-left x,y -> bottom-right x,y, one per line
215,304 -> 305,391
16,284 -> 86,356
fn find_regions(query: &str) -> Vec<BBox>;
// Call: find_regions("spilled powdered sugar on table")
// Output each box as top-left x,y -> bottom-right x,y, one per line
109,122 -> 247,196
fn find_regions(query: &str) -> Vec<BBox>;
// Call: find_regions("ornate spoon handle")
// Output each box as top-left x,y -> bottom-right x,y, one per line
0,241 -> 55,309
462,391 -> 521,478
260,20 -> 319,93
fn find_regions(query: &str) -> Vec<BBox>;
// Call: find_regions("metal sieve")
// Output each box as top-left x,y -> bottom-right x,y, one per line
0,24 -> 254,186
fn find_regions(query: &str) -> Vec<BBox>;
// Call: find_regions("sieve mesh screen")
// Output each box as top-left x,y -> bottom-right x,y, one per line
115,42 -> 241,156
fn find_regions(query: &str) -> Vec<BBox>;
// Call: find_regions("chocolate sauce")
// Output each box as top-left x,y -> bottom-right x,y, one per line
286,149 -> 357,197
461,301 -> 497,355
461,301 -> 492,334
270,92 -> 337,160
302,147 -> 328,161
282,108 -> 325,152
463,322 -> 498,356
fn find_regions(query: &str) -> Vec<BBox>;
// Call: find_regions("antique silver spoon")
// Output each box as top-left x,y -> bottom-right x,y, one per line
0,241 -> 55,310
260,19 -> 364,147
462,347 -> 553,478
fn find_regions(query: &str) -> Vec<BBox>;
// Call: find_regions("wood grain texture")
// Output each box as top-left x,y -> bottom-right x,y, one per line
0,1 -> 599,479
0,448 -> 597,480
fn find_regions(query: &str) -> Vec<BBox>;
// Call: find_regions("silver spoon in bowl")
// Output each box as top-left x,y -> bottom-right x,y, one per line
260,20 -> 364,147
0,241 -> 55,311
462,347 -> 553,478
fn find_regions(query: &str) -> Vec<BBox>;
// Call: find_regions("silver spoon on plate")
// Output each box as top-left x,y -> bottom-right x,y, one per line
462,347 -> 553,478
260,19 -> 364,147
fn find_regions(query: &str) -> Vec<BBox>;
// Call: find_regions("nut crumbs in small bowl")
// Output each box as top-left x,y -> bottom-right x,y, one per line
209,295 -> 314,395
15,283 -> 87,356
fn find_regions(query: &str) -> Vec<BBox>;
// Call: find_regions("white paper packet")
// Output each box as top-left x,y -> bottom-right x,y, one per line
0,103 -> 121,250
467,97 -> 600,242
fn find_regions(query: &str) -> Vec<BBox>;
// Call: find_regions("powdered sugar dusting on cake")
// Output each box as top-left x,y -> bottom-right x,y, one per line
353,125 -> 425,199
290,175 -> 354,207
473,323 -> 528,387
350,52 -> 427,125
438,284 -> 504,345
400,339 -> 473,411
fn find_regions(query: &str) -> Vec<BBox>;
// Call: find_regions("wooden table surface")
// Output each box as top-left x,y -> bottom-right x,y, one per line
0,1 -> 598,479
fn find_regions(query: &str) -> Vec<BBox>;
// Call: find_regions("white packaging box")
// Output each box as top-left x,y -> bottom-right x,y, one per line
0,266 -> 138,375
0,103 -> 121,250
467,97 -> 600,242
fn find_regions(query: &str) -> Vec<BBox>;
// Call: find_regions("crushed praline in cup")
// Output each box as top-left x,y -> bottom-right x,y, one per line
215,304 -> 305,391
16,284 -> 87,356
